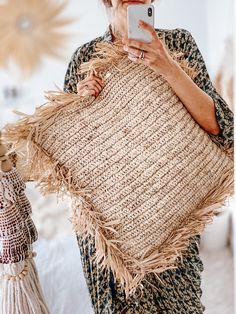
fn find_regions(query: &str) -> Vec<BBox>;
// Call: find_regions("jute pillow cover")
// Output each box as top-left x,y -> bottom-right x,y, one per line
4,42 -> 234,297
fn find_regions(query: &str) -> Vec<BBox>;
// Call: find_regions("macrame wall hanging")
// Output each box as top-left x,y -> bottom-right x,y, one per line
2,41 -> 234,298
0,131 -> 50,314
0,0 -> 74,76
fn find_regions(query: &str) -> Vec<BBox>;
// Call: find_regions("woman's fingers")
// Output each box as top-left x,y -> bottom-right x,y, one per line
78,80 -> 102,95
138,20 -> 159,41
77,74 -> 105,97
88,83 -> 100,95
89,80 -> 103,92
84,75 -> 104,88
78,86 -> 97,97
83,79 -> 103,90
78,85 -> 97,97
123,45 -> 148,59
82,88 -> 97,97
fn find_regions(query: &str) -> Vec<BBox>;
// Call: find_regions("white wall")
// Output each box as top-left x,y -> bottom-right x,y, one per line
156,0 -> 207,59
205,0 -> 234,77
0,0 -> 233,129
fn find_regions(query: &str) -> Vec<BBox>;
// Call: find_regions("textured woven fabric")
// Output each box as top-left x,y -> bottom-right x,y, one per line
4,47 -> 234,296
0,168 -> 38,264
0,176 -> 16,210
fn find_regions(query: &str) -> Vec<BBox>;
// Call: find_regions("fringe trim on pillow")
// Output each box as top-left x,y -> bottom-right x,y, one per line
78,38 -> 201,81
3,91 -> 234,297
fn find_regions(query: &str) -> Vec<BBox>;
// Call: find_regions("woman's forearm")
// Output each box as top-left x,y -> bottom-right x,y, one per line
162,60 -> 221,135
122,21 -> 221,136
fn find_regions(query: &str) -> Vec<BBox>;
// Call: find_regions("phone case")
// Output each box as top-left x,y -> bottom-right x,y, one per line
127,4 -> 155,43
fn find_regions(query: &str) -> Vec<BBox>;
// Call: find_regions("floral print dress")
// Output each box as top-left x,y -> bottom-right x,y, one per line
63,25 -> 234,314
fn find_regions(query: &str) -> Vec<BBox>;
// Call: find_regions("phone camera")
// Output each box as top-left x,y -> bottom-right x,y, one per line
148,8 -> 152,17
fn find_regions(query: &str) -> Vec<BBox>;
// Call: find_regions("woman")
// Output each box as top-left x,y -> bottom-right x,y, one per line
64,1 -> 234,313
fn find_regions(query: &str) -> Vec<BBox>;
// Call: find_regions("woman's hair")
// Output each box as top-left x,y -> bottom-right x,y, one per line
102,0 -> 155,7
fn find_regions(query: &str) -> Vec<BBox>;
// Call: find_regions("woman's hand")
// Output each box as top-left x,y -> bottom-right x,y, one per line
77,74 -> 104,97
122,21 -> 221,135
122,20 -> 176,77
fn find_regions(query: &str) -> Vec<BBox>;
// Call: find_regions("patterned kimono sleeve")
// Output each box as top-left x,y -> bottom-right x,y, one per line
63,48 -> 83,94
181,29 -> 234,150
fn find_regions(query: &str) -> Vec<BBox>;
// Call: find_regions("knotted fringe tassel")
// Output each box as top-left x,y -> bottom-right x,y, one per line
1,251 -> 50,314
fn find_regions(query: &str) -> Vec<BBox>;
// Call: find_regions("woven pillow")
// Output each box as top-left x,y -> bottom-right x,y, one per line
4,43 -> 234,297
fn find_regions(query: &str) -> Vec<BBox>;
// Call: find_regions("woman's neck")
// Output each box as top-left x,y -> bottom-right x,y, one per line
110,19 -> 127,42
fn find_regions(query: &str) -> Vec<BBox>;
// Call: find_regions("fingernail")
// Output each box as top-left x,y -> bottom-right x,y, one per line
128,55 -> 136,61
123,45 -> 128,51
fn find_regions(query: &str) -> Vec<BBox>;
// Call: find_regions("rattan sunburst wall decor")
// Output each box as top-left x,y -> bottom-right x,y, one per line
0,0 -> 74,76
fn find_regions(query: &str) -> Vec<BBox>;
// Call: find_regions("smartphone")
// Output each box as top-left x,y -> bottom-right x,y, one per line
127,4 -> 155,43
